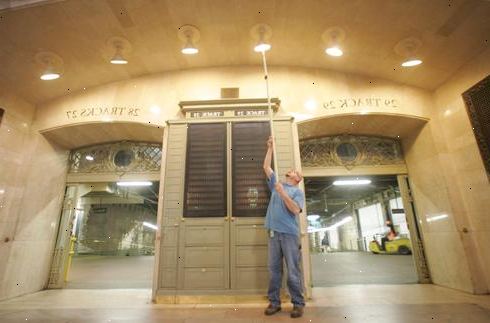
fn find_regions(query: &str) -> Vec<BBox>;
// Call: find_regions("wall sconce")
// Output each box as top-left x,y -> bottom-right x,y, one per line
322,27 -> 346,57
35,51 -> 63,81
251,23 -> 272,52
394,37 -> 423,67
178,25 -> 200,55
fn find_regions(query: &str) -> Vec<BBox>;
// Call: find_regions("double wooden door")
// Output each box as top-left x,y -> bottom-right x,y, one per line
159,119 -> 295,292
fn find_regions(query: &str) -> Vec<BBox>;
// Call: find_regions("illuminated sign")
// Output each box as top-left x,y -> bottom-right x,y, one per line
190,111 -> 224,118
234,109 -> 268,116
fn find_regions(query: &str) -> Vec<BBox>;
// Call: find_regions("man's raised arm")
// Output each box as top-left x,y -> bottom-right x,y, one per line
263,136 -> 274,179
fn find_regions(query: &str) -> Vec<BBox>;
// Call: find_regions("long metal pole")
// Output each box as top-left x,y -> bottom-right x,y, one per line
261,50 -> 279,176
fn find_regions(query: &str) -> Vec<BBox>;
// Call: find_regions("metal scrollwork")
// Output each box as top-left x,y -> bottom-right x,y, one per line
69,142 -> 162,173
300,135 -> 404,169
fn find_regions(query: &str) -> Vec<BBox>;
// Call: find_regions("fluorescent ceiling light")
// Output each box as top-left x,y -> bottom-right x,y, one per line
325,47 -> 343,57
254,42 -> 271,52
401,59 -> 422,67
426,214 -> 448,222
307,215 -> 320,221
333,179 -> 371,186
116,181 -> 152,187
143,222 -> 158,230
307,216 -> 353,233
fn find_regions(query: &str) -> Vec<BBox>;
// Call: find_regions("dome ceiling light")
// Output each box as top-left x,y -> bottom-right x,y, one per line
322,27 -> 346,57
35,51 -> 63,81
108,37 -> 130,65
394,37 -> 423,67
178,25 -> 200,55
251,23 -> 272,52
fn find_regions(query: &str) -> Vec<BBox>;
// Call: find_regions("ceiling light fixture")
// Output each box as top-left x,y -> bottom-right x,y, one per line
108,37 -> 130,65
116,181 -> 152,187
325,47 -> 343,57
323,27 -> 346,57
307,216 -> 353,233
36,51 -> 63,81
178,25 -> 200,55
307,214 -> 320,221
40,68 -> 61,80
401,59 -> 423,67
251,23 -> 272,52
333,179 -> 371,186
395,37 -> 423,68
143,222 -> 158,230
110,52 -> 128,65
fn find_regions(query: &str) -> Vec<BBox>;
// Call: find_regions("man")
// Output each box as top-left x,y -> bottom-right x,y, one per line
263,136 -> 305,318
381,220 -> 397,251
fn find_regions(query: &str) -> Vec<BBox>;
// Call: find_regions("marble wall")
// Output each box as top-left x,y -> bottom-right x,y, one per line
0,91 -> 68,301
403,124 -> 475,292
402,48 -> 490,294
431,48 -> 490,293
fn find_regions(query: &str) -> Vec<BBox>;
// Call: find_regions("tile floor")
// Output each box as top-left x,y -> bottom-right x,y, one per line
311,252 -> 418,286
0,285 -> 489,322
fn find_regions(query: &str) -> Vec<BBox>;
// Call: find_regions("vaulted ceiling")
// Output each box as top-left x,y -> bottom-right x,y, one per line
1,0 -> 489,105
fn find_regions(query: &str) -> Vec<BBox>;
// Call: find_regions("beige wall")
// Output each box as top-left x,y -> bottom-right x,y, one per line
0,91 -> 68,301
35,66 -> 433,132
403,48 -> 489,294
433,48 -> 490,293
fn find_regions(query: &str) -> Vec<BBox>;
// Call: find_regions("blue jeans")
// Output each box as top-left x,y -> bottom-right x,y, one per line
267,231 -> 305,307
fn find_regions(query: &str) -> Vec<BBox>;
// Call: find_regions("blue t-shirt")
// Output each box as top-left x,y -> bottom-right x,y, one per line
264,172 -> 305,236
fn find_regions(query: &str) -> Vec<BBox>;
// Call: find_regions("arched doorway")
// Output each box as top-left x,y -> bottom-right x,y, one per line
43,122 -> 164,289
298,113 -> 431,287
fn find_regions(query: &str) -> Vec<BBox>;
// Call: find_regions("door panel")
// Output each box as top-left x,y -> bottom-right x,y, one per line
183,268 -> 226,289
235,267 -> 269,290
184,247 -> 225,267
235,246 -> 268,266
236,224 -> 269,245
178,123 -> 229,289
184,225 -> 224,245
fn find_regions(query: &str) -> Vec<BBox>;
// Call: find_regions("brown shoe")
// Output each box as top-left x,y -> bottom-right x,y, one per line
264,304 -> 281,315
290,305 -> 304,318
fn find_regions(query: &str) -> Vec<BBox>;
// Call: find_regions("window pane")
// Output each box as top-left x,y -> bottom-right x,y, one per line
184,123 -> 227,217
232,122 -> 271,217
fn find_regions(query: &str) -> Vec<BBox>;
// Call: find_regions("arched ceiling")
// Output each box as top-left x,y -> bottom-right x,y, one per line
1,0 -> 489,104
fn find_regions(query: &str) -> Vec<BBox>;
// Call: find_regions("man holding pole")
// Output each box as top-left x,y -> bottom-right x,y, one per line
263,136 -> 305,318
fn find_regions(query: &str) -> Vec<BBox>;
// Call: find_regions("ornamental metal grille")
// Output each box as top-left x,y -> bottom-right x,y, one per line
184,123 -> 227,217
232,122 -> 271,217
300,135 -> 404,169
463,75 -> 490,178
68,142 -> 162,173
